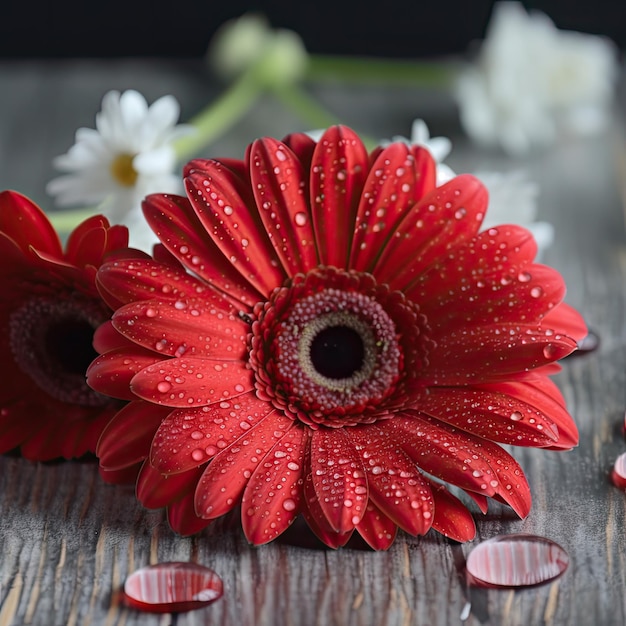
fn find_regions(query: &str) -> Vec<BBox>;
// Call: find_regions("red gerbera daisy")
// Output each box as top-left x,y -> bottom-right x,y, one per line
0,190 -> 131,460
89,126 -> 586,549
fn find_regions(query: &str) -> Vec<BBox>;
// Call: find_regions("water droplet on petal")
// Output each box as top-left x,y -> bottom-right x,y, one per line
123,562 -> 223,613
466,534 -> 569,588
611,452 -> 626,489
294,212 -> 308,226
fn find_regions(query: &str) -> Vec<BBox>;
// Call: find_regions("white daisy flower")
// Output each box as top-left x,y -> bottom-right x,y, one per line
455,1 -> 618,154
47,89 -> 194,249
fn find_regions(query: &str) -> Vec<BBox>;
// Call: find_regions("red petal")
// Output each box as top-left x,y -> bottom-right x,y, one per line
422,323 -> 578,384
248,137 -> 318,274
350,144 -> 436,272
112,298 -> 248,360
87,348 -> 163,400
398,412 -> 531,518
92,320 -> 133,353
97,257 -> 235,309
185,162 -> 286,297
242,425 -> 308,545
347,426 -> 434,536
427,480 -> 476,542
355,502 -> 398,550
137,461 -> 202,509
150,392 -> 274,474
195,412 -> 292,519
301,449 -> 355,549
414,235 -> 565,331
142,193 -> 262,307
417,384 -> 566,448
96,401 -> 169,471
309,429 -> 368,532
0,190 -> 63,256
167,491 -> 214,536
310,126 -> 369,268
131,357 -> 253,408
373,174 -> 487,290
542,301 -> 588,342
383,414 -> 503,498
281,132 -> 317,170
64,215 -> 112,268
465,491 -> 489,514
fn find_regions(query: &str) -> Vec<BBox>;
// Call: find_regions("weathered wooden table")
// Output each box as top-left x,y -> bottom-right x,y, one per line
0,58 -> 625,626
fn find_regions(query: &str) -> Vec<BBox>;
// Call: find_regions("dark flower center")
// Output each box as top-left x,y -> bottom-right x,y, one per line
249,267 -> 433,428
46,319 -> 99,375
9,295 -> 110,407
309,324 -> 365,380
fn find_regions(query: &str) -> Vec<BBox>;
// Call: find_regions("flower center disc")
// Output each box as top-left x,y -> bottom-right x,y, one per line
250,268 -> 422,427
110,153 -> 138,187
9,295 -> 110,406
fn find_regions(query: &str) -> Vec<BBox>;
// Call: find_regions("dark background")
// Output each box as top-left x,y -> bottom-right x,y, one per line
1,1 -> 624,59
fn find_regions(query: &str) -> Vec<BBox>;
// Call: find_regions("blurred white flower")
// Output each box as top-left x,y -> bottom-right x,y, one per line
47,89 -> 194,250
455,1 -> 618,154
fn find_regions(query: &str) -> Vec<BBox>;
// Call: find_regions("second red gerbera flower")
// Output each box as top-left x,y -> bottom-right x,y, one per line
0,191 -> 130,460
88,126 -> 586,548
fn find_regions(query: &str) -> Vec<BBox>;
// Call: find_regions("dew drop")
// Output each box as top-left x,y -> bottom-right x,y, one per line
282,498 -> 297,511
466,534 -> 569,588
191,449 -> 205,462
510,411 -> 523,422
157,382 -> 172,393
294,212 -> 308,226
123,562 -> 223,613
542,344 -> 559,360
530,286 -> 543,298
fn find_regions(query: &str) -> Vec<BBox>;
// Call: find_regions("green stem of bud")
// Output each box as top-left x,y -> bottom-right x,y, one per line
173,65 -> 263,162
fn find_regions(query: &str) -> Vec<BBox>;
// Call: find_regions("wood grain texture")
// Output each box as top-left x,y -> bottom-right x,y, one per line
0,58 -> 625,626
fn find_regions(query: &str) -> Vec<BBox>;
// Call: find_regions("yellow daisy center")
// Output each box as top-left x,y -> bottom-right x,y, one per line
110,153 -> 138,187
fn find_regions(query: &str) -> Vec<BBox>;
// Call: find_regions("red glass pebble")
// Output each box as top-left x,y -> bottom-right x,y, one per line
466,534 -> 569,588
611,452 -> 626,489
123,562 -> 223,613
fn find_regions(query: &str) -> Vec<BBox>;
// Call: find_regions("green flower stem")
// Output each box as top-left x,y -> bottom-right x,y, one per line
173,65 -> 264,162
270,82 -> 340,129
305,54 -> 459,88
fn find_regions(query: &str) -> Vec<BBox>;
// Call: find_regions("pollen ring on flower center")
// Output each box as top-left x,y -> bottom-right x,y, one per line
298,311 -> 375,390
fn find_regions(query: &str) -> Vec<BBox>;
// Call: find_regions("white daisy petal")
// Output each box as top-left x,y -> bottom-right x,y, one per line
47,88 -> 189,250
133,146 -> 176,175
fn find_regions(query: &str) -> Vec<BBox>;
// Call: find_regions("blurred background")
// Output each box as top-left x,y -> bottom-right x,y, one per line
1,0 -> 624,58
